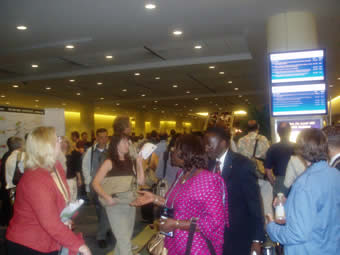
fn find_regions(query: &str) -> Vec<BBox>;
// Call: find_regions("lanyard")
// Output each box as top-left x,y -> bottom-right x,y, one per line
52,167 -> 70,204
165,169 -> 197,209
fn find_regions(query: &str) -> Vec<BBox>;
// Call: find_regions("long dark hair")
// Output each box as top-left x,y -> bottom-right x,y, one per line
107,135 -> 133,169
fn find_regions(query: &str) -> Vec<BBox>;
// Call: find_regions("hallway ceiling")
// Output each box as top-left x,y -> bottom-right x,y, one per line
0,0 -> 339,115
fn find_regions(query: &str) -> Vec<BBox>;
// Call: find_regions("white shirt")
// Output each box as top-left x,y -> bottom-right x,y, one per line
216,149 -> 229,174
329,152 -> 340,167
5,150 -> 25,189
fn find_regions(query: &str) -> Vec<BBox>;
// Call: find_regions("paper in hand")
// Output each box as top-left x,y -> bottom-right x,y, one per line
140,143 -> 157,160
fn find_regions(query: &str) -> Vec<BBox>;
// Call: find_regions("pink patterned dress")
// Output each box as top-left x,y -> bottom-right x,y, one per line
164,169 -> 228,255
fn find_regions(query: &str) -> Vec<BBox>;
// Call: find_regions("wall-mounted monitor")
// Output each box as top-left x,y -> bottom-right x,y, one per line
271,83 -> 327,116
270,49 -> 325,84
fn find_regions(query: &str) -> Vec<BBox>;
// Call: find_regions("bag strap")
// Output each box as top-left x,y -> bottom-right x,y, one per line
185,218 -> 216,255
51,168 -> 70,203
252,136 -> 259,158
162,151 -> 169,179
90,145 -> 95,173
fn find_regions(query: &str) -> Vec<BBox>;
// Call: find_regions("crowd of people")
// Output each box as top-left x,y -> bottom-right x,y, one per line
0,116 -> 339,255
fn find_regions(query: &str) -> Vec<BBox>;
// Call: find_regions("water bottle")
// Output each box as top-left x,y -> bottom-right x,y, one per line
262,245 -> 275,255
275,193 -> 286,221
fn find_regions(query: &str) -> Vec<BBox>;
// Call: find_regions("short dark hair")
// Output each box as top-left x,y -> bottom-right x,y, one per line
159,133 -> 168,141
96,128 -> 108,135
322,125 -> 340,149
71,131 -> 80,139
81,131 -> 88,136
247,120 -> 259,132
175,134 -> 207,172
277,122 -> 291,138
206,126 -> 231,144
113,116 -> 130,135
296,128 -> 328,163
170,129 -> 176,136
8,136 -> 24,151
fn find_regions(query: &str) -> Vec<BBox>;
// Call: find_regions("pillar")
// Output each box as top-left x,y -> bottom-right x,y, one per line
80,103 -> 95,135
267,11 -> 319,142
135,111 -> 146,135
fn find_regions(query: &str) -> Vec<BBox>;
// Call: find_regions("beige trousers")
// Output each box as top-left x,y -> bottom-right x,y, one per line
66,177 -> 78,202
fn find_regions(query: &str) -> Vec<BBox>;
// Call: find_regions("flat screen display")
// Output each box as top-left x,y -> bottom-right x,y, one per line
270,49 -> 325,84
275,119 -> 322,142
272,83 -> 327,116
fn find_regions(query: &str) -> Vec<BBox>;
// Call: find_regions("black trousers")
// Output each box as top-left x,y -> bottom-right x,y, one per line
6,240 -> 59,255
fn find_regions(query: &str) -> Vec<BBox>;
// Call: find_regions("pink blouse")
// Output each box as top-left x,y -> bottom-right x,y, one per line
164,170 -> 228,255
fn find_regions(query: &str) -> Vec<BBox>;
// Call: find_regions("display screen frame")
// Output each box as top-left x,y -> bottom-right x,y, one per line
269,48 -> 326,85
269,48 -> 328,117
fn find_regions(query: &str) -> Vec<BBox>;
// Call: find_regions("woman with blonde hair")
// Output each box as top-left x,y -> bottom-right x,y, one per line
6,126 -> 91,255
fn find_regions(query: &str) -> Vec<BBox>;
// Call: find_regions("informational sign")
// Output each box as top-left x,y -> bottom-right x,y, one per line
270,49 -> 325,84
0,106 -> 44,157
272,84 -> 327,116
275,118 -> 322,142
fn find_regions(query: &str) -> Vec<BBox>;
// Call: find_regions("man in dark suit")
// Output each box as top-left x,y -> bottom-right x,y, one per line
204,127 -> 265,255
323,125 -> 340,170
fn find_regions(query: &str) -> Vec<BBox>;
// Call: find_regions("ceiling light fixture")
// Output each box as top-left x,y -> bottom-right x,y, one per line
32,64 -> 39,68
62,103 -> 66,106
234,87 -> 239,91
194,45 -> 202,49
337,77 -> 340,80
65,45 -> 74,49
45,87 -> 51,90
155,77 -> 160,80
219,72 -> 225,75
141,94 -> 146,97
175,103 -> 178,106
116,103 -> 120,106
122,89 -> 127,92
209,66 -> 215,69
330,84 -> 334,88
106,55 -> 113,59
196,112 -> 209,116
186,90 -> 191,94
0,95 -> 5,98
238,95 -> 243,98
100,97 -> 104,100
154,100 -> 158,103
194,97 -> 199,100
145,3 -> 156,9
173,30 -> 183,36
12,85 -> 19,88
69,79 -> 75,82
6,102 -> 10,105
17,25 -> 27,30
228,80 -> 233,84
97,82 -> 103,85
172,84 -> 178,88
76,92 -> 81,96
134,72 -> 141,76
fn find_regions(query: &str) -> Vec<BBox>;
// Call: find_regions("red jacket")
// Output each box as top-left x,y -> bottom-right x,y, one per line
6,161 -> 84,254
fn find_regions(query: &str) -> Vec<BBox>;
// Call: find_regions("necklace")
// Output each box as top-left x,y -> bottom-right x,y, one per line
180,169 -> 196,184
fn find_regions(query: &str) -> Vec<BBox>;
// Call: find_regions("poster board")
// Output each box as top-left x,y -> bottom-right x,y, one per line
43,108 -> 66,137
0,106 -> 44,157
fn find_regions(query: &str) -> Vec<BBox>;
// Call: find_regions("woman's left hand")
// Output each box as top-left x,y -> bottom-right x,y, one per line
159,218 -> 177,233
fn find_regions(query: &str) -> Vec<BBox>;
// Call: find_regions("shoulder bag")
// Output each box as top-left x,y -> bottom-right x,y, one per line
251,136 -> 265,179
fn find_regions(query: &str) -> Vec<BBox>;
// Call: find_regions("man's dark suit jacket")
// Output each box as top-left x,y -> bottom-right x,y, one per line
208,150 -> 265,255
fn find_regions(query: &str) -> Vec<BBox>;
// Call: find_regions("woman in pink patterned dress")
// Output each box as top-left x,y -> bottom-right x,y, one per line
131,134 -> 228,254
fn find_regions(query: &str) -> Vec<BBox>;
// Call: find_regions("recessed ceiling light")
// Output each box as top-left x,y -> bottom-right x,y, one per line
0,95 -> 6,98
76,92 -> 81,96
100,97 -> 104,100
97,82 -> 103,85
194,45 -> 202,49
35,105 -> 39,107
194,97 -> 199,100
16,25 -> 27,30
141,94 -> 146,97
209,66 -> 215,69
330,84 -> 334,88
134,72 -> 141,76
12,84 -> 19,88
154,100 -> 158,103
62,103 -> 66,106
337,77 -> 340,80
238,95 -> 243,98
122,89 -> 127,92
116,103 -> 120,106
189,109 -> 193,112
161,110 -> 165,113
45,87 -> 51,90
219,72 -> 225,75
153,107 -> 157,110
32,64 -> 39,68
175,103 -> 179,106
186,90 -> 191,94
155,77 -> 160,80
234,87 -> 239,91
106,55 -> 113,59
145,3 -> 156,9
219,108 -> 222,110
172,84 -> 178,88
173,30 -> 183,36
228,81 -> 233,84
69,79 -> 75,82
65,45 -> 74,49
